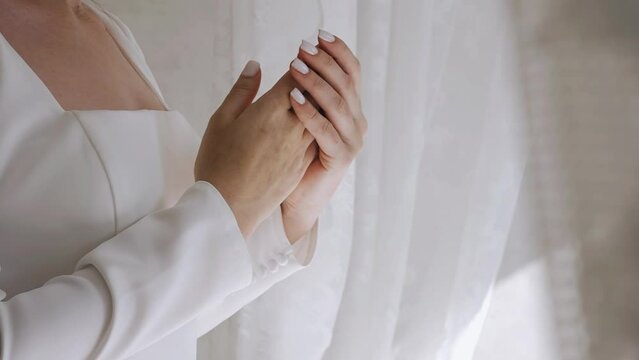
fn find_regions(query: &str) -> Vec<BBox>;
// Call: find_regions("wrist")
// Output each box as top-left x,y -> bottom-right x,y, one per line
210,182 -> 259,239
281,204 -> 318,244
229,201 -> 261,239
193,179 -> 259,239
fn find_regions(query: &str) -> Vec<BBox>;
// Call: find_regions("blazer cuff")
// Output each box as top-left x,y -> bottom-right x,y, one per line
246,207 -> 318,281
193,209 -> 319,338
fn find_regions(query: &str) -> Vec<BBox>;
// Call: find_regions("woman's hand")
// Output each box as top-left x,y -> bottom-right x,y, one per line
195,61 -> 318,239
283,30 -> 367,242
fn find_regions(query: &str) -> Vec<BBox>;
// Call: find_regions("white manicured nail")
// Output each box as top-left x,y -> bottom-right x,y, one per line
318,29 -> 335,42
290,88 -> 306,104
291,58 -> 309,74
300,40 -> 318,55
241,60 -> 260,77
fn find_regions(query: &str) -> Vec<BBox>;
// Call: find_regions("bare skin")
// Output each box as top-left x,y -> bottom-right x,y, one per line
195,68 -> 318,239
0,0 -> 165,111
0,0 -> 367,243
283,35 -> 367,241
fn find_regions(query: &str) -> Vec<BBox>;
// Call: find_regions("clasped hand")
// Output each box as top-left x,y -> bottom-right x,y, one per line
195,30 -> 367,242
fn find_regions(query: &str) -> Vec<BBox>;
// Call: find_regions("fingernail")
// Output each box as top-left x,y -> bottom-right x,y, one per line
300,40 -> 318,55
290,88 -> 306,104
291,58 -> 309,74
241,60 -> 260,77
318,29 -> 335,43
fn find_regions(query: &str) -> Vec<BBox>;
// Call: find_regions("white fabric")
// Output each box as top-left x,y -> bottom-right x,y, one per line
0,1 -> 317,359
197,0 -> 527,359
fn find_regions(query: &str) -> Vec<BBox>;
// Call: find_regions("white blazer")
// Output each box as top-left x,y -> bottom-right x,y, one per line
0,1 -> 317,359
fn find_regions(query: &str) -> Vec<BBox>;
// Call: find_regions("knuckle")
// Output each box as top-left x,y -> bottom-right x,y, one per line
229,88 -> 249,100
322,53 -> 336,68
320,119 -> 333,135
344,137 -> 360,153
335,96 -> 349,115
308,108 -> 322,122
343,76 -> 355,92
361,118 -> 369,135
344,141 -> 359,158
321,122 -> 341,146
258,120 -> 271,134
311,75 -> 325,90
353,56 -> 361,71
231,82 -> 254,97
329,132 -> 343,148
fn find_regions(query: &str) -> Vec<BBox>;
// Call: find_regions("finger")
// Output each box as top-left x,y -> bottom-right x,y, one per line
290,58 -> 359,146
304,93 -> 321,111
217,60 -> 261,120
297,40 -> 359,111
290,87 -> 342,157
262,71 -> 298,110
302,128 -> 314,145
303,141 -> 319,169
317,30 -> 361,86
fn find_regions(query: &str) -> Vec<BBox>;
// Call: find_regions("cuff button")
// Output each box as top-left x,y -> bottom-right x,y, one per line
275,253 -> 289,266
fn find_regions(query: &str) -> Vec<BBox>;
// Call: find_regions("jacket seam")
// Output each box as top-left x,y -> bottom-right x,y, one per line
71,111 -> 118,234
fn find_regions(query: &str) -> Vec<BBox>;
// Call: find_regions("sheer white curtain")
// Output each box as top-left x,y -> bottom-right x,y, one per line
105,0 -> 527,359
195,0 -> 526,359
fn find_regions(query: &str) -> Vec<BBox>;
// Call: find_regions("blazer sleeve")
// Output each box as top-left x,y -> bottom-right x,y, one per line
0,181 -> 317,360
194,202 -> 318,337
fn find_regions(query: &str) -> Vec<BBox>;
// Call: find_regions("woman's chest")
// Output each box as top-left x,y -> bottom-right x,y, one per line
0,3 -> 165,112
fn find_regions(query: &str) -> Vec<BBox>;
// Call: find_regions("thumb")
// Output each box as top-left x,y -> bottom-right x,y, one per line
218,60 -> 261,119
